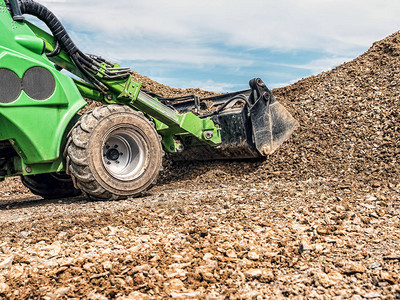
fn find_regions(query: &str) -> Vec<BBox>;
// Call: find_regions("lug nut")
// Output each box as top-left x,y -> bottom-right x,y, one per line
204,131 -> 214,139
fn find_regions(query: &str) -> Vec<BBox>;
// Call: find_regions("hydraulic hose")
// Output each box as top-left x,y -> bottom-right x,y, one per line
17,0 -> 109,92
45,40 -> 61,57
18,0 -> 77,56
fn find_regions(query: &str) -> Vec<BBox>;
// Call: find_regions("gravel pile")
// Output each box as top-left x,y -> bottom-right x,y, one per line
168,31 -> 400,189
0,31 -> 399,299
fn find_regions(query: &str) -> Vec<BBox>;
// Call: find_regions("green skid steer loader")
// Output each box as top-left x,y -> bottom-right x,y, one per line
0,0 -> 298,200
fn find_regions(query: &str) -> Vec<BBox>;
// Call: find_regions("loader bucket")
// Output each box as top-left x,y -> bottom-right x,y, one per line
248,78 -> 299,155
166,78 -> 298,160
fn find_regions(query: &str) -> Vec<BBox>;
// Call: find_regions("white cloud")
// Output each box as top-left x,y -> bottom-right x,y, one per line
40,0 -> 400,55
274,56 -> 355,74
35,0 -> 400,89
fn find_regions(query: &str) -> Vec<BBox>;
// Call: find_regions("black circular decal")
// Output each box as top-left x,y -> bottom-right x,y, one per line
0,68 -> 22,104
22,66 -> 55,100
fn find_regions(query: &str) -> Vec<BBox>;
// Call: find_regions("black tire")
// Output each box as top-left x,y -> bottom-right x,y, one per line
65,104 -> 163,200
20,172 -> 82,199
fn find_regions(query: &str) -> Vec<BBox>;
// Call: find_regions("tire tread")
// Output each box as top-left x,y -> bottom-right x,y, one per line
65,104 -> 163,200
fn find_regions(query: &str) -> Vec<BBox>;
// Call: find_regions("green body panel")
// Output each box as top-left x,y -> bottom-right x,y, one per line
0,2 -> 86,177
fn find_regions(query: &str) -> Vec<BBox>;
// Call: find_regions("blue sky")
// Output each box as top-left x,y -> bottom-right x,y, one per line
34,0 -> 400,92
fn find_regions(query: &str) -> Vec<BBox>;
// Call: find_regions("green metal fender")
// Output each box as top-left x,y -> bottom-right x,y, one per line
0,2 -> 86,176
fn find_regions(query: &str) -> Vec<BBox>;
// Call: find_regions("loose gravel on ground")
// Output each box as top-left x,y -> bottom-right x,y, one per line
0,31 -> 399,299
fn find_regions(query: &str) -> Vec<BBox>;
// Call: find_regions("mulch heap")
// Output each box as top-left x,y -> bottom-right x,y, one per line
160,30 -> 400,193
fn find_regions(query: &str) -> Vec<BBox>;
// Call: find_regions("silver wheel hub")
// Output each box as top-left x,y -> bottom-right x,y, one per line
102,130 -> 146,181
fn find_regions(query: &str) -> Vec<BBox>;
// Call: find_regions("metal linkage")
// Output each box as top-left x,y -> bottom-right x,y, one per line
84,54 -> 131,80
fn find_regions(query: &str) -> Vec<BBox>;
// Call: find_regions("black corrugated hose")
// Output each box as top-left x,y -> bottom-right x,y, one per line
17,0 -> 109,92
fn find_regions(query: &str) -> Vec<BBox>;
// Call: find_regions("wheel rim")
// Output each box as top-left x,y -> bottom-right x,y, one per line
102,129 -> 146,181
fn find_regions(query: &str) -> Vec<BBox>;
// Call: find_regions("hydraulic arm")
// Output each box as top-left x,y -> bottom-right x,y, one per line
20,6 -> 221,154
